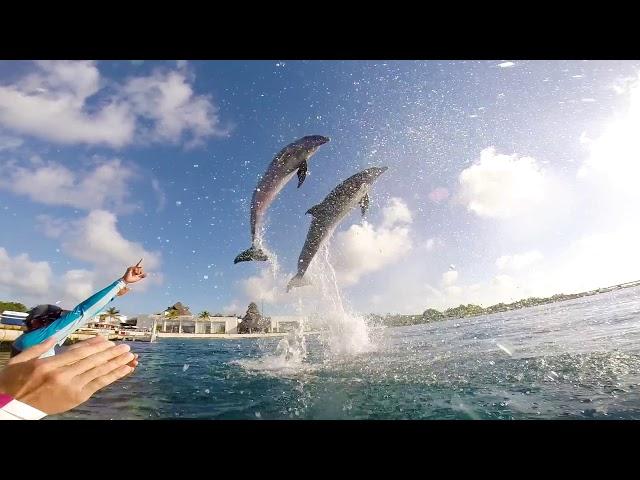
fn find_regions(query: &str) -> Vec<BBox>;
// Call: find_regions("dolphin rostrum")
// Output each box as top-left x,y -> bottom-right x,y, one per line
287,166 -> 388,291
234,135 -> 330,264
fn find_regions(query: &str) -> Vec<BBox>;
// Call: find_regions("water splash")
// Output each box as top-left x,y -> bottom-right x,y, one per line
235,298 -> 310,376
307,243 -> 375,357
237,238 -> 377,380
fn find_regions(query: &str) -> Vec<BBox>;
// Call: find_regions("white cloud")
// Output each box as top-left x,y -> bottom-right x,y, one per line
0,246 -> 145,308
381,197 -> 413,227
27,209 -> 162,304
34,209 -> 162,293
422,237 -> 445,252
441,270 -> 458,286
121,69 -> 228,147
60,210 -> 160,276
59,269 -> 97,304
578,73 -> 640,198
0,158 -> 137,212
0,248 -> 91,307
332,197 -> 413,286
0,61 -> 135,147
496,250 -> 543,271
458,147 -> 548,219
443,285 -> 463,297
151,179 -> 167,212
609,75 -> 639,95
0,247 -> 52,302
240,267 -> 283,305
232,264 -> 319,312
222,300 -> 242,315
0,61 -> 225,148
497,62 -> 516,68
0,135 -> 23,151
36,215 -> 68,238
551,226 -> 640,293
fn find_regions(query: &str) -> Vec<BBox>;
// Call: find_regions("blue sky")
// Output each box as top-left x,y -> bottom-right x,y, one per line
1,60 -> 640,316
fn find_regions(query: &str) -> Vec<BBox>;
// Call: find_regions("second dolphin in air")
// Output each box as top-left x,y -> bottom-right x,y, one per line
234,135 -> 330,264
287,166 -> 388,291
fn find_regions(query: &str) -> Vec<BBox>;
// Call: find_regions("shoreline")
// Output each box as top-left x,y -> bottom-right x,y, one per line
155,331 -> 320,340
374,279 -> 640,328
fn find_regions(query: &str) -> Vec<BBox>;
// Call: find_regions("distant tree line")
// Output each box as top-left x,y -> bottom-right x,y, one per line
0,301 -> 28,313
368,292 -> 585,327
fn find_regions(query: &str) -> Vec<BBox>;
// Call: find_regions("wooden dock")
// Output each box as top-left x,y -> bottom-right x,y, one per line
0,325 -> 155,345
0,325 -> 98,343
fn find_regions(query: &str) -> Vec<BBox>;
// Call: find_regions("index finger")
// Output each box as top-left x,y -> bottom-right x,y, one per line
44,339 -> 116,368
64,335 -> 108,351
7,338 -> 57,364
64,343 -> 131,377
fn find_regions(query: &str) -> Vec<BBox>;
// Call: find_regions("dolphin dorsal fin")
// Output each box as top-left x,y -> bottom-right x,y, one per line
306,204 -> 322,217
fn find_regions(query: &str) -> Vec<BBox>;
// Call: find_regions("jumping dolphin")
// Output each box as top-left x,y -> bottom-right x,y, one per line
287,166 -> 388,291
234,135 -> 330,264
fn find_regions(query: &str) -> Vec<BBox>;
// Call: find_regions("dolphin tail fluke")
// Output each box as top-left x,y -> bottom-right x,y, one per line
286,273 -> 312,292
234,246 -> 268,264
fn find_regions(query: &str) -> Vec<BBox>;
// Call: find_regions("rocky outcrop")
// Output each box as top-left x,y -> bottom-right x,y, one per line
237,302 -> 270,333
165,302 -> 192,316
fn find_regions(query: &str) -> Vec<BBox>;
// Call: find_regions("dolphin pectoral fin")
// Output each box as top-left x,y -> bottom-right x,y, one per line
234,246 -> 269,264
287,273 -> 312,292
306,204 -> 322,217
360,193 -> 370,217
297,161 -> 308,188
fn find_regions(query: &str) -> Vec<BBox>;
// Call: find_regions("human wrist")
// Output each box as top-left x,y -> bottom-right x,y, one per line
0,393 -> 14,408
0,394 -> 46,420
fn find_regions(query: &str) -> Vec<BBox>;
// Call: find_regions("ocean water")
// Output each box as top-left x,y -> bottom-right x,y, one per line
51,285 -> 640,420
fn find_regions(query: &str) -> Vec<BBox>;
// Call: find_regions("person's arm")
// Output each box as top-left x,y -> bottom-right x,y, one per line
14,278 -> 127,357
45,278 -> 127,347
13,261 -> 147,358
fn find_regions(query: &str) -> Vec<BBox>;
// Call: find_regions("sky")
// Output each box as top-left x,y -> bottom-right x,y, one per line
1,60 -> 639,317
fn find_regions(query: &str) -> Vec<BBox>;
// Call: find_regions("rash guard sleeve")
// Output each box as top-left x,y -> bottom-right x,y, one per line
12,278 -> 127,358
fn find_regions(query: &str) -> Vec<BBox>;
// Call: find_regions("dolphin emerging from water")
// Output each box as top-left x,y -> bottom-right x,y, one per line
234,135 -> 330,264
287,166 -> 388,291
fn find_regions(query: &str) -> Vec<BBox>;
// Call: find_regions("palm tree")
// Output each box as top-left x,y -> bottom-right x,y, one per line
198,311 -> 211,319
105,307 -> 120,324
166,309 -> 181,319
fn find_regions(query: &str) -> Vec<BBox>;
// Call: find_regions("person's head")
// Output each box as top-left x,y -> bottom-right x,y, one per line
24,305 -> 69,332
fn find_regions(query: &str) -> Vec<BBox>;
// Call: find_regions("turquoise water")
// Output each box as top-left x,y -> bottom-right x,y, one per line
57,286 -> 640,420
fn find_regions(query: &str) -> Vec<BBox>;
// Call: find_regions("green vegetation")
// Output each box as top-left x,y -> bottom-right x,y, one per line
0,301 -> 28,313
198,311 -> 211,319
369,292 -> 589,328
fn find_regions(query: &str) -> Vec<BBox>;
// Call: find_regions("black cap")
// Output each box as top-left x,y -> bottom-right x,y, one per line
25,304 -> 69,330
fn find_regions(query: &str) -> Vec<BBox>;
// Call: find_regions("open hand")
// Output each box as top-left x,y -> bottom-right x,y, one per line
0,336 -> 137,415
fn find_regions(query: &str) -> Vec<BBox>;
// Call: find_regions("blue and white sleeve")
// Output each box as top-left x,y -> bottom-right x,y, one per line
15,278 -> 127,358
